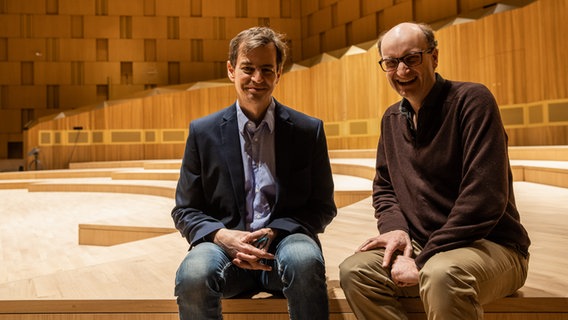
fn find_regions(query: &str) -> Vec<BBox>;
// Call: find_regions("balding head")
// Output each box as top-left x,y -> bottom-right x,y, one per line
375,22 -> 439,111
378,22 -> 437,57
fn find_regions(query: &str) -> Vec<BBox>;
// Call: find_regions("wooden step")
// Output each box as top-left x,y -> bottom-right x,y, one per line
0,293 -> 567,320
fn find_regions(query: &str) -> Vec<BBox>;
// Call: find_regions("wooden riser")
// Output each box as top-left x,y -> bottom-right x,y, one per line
0,297 -> 567,319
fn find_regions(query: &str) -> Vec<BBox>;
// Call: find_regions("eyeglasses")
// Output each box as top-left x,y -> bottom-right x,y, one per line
378,48 -> 435,72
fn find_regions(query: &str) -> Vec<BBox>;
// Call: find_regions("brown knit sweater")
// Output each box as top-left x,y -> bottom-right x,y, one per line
373,74 -> 530,268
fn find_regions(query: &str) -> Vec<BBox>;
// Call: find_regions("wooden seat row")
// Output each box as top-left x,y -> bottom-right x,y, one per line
0,291 -> 567,320
0,147 -> 567,319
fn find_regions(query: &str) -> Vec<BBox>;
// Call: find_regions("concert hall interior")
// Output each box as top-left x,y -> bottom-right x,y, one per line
0,0 -> 567,319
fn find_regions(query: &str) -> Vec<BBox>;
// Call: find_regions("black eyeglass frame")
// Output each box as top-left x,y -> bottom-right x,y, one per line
378,47 -> 435,72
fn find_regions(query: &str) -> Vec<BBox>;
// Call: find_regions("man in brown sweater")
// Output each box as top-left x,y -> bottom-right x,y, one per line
339,22 -> 530,320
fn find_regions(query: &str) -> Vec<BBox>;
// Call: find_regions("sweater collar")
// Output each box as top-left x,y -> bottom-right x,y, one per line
399,73 -> 446,117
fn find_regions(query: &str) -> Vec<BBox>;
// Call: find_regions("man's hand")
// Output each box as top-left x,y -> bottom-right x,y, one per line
212,228 -> 276,271
357,230 -> 412,268
391,255 -> 419,287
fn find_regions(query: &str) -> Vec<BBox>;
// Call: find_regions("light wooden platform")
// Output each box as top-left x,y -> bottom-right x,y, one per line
0,147 -> 567,319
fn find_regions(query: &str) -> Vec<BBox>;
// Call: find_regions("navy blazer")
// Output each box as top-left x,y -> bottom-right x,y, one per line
172,100 -> 337,247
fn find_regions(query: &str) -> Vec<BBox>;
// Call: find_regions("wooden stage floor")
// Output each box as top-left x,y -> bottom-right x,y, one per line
0,180 -> 567,301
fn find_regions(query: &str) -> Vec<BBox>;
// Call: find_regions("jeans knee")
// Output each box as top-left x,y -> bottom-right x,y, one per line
175,244 -> 229,298
175,261 -> 212,297
277,234 -> 325,284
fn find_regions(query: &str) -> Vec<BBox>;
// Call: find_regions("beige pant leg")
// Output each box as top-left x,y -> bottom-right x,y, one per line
339,249 -> 420,320
419,240 -> 529,320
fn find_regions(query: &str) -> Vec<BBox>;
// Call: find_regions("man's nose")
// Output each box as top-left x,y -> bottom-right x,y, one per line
396,61 -> 410,72
251,69 -> 264,82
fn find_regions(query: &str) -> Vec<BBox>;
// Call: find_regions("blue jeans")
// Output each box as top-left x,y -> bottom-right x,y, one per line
175,233 -> 329,320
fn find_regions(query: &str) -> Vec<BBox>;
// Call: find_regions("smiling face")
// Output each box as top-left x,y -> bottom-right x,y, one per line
380,23 -> 438,111
227,42 -> 281,120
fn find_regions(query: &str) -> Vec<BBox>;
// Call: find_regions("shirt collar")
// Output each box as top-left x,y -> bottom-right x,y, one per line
236,99 -> 276,134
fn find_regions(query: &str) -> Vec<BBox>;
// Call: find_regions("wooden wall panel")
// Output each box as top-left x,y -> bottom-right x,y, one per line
202,0 -> 237,17
309,61 -> 344,122
378,1 -> 413,32
4,0 -> 45,14
224,18 -> 259,39
538,0 -> 568,100
301,34 -> 320,62
59,0 -> 96,15
156,39 -> 191,61
31,15 -> 71,38
320,0 -> 340,7
247,0 -> 281,18
132,62 -> 169,84
83,16 -> 120,39
506,126 -> 568,146
0,63 -> 21,84
179,62 -> 217,83
108,39 -> 145,61
414,0 -> 457,23
459,0 -> 498,12
179,17 -> 216,39
0,110 -> 21,133
361,0 -> 392,16
269,18 -> 303,62
446,28 -> 474,80
269,18 -> 302,39
107,0 -> 145,16
111,85 -> 146,100
83,62 -> 120,85
341,50 -> 395,120
132,16 -> 168,39
0,39 -> 5,61
34,62 -> 72,85
104,100 -> 145,129
0,14 -> 20,37
273,68 -> 314,117
6,86 -> 45,110
7,39 -> 45,61
59,85 -> 98,109
9,0 -> 568,168
322,26 -> 346,52
335,0 -> 360,26
300,0 -> 319,17
154,0 -> 191,17
307,6 -> 332,36
351,14 -> 378,45
202,40 -> 231,62
59,39 -> 97,61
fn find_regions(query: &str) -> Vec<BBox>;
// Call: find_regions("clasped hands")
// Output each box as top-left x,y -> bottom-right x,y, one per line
212,228 -> 277,271
358,230 -> 419,287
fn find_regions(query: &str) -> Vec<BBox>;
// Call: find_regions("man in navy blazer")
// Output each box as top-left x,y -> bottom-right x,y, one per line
172,26 -> 337,320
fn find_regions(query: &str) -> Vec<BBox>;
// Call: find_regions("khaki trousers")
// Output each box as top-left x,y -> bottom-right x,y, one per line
339,239 -> 529,320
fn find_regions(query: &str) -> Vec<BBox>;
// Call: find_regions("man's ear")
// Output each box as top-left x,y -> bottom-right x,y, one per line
431,48 -> 439,69
275,68 -> 282,84
227,60 -> 235,81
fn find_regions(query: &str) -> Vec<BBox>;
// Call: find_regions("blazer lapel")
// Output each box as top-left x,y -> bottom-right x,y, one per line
220,105 -> 247,219
274,103 -> 294,212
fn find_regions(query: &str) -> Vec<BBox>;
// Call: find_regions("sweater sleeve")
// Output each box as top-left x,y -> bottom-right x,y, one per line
373,118 -> 409,234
